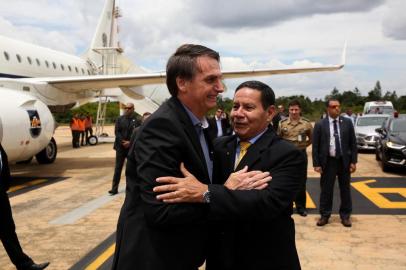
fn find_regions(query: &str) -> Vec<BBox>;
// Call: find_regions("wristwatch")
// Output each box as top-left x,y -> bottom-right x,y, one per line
203,190 -> 211,203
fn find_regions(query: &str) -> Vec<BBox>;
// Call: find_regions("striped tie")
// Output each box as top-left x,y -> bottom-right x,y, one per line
236,141 -> 251,167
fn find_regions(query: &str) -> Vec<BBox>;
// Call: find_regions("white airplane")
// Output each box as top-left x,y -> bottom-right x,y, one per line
0,0 -> 345,164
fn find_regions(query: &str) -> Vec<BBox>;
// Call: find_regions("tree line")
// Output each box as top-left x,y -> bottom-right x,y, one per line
54,81 -> 405,123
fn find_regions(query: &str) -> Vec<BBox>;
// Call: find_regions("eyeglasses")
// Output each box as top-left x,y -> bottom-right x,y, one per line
329,105 -> 340,109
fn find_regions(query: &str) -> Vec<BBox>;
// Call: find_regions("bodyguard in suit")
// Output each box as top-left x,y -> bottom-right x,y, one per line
312,99 -> 357,227
0,143 -> 49,270
155,80 -> 305,270
111,44 -> 225,270
108,103 -> 140,195
207,107 -> 231,141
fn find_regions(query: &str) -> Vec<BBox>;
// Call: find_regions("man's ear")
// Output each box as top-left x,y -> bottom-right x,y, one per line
176,77 -> 188,94
267,105 -> 276,123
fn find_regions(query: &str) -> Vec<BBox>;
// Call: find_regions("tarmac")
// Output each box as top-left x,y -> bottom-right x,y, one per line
0,125 -> 405,270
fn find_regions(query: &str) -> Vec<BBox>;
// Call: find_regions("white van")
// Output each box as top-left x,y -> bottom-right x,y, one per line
363,101 -> 394,115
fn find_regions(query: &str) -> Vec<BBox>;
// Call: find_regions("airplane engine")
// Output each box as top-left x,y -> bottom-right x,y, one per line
0,88 -> 57,164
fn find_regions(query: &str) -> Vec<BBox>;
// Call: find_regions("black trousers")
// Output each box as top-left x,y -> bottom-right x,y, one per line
319,157 -> 352,219
71,130 -> 80,148
294,150 -> 308,210
111,150 -> 128,192
0,189 -> 33,268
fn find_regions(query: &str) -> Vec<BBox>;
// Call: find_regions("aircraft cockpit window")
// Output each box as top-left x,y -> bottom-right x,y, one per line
16,54 -> 22,63
26,110 -> 42,138
52,62 -> 56,69
27,56 -> 32,65
3,51 -> 10,61
36,58 -> 40,66
45,60 -> 49,68
61,64 -> 65,71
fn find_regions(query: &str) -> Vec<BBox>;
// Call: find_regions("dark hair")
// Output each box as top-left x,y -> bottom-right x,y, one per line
325,98 -> 340,107
166,44 -> 220,97
288,99 -> 301,108
235,80 -> 275,109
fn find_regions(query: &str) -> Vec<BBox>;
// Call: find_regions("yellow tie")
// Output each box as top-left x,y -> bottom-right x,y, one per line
236,141 -> 251,167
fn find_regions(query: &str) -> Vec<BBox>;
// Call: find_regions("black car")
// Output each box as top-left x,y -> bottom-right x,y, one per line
375,114 -> 406,172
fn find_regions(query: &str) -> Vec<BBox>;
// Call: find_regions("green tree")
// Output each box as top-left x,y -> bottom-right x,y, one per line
367,81 -> 382,101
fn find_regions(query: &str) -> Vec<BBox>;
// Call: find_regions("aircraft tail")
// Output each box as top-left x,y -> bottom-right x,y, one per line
84,0 -> 122,74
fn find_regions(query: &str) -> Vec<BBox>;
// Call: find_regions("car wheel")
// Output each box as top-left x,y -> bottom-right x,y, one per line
381,152 -> 390,172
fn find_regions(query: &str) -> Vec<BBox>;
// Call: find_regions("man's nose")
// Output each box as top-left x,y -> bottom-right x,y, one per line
215,79 -> 224,92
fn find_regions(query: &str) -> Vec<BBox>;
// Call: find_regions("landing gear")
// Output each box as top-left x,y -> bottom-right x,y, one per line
36,137 -> 57,164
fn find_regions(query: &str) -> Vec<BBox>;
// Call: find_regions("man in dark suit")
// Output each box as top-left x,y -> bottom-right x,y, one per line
312,99 -> 357,227
108,102 -> 140,195
111,44 -> 225,270
155,80 -> 305,270
207,107 -> 231,141
0,143 -> 49,270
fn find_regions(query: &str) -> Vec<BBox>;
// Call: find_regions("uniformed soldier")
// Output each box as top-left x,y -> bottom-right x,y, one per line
277,99 -> 313,216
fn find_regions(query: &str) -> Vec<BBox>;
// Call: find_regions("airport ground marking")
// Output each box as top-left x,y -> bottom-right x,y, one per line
85,243 -> 116,270
293,191 -> 317,209
8,179 -> 47,193
49,187 -> 125,225
351,179 -> 406,209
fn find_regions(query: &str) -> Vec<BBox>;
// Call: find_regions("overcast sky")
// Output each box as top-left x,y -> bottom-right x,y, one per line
0,0 -> 405,99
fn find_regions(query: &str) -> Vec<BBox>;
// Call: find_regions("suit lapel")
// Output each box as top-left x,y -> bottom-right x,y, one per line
235,129 -> 274,171
169,98 -> 210,183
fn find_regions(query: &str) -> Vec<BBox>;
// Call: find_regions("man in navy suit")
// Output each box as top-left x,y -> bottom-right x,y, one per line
0,143 -> 49,270
312,99 -> 357,227
155,80 -> 305,270
207,107 -> 231,141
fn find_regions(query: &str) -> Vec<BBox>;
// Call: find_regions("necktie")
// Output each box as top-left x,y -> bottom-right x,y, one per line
236,141 -> 251,167
197,124 -> 212,182
333,120 -> 342,157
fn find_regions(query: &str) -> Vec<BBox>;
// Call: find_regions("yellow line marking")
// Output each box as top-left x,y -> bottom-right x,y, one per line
85,244 -> 116,270
293,191 -> 317,209
351,179 -> 406,209
8,179 -> 48,193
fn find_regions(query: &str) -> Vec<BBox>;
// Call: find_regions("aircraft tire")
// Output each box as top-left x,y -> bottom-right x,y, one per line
87,135 -> 98,146
36,137 -> 57,164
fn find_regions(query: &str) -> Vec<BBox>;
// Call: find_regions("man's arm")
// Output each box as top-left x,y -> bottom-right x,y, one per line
312,122 -> 321,168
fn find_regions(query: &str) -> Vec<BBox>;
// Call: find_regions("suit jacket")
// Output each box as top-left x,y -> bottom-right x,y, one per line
312,116 -> 357,169
0,144 -> 11,192
112,97 -> 211,270
113,114 -> 140,153
207,117 -> 231,141
207,128 -> 304,270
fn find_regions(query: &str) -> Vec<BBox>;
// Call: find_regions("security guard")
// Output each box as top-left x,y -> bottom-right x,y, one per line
277,99 -> 313,216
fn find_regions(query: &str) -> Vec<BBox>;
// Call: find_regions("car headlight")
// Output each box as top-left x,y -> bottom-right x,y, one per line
386,141 -> 405,149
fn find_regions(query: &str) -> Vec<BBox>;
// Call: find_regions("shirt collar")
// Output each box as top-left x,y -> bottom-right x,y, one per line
182,103 -> 209,129
237,127 -> 268,145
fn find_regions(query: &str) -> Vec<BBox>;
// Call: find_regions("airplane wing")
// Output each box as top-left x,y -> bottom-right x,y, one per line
19,42 -> 346,93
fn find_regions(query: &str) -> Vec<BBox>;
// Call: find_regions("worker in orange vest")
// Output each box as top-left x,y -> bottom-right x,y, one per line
84,114 -> 93,144
78,115 -> 86,146
70,114 -> 81,148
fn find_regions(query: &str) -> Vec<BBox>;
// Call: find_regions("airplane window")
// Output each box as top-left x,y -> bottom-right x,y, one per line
36,58 -> 40,66
45,60 -> 49,68
52,62 -> 57,69
81,68 -> 85,74
75,67 -> 79,73
68,65 -> 72,72
61,64 -> 65,71
3,51 -> 10,61
87,70 -> 91,75
27,56 -> 32,65
16,54 -> 22,63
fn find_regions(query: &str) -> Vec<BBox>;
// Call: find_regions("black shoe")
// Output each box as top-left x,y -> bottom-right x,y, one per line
19,262 -> 50,270
317,217 -> 329,226
108,189 -> 118,195
341,218 -> 352,227
297,209 -> 308,217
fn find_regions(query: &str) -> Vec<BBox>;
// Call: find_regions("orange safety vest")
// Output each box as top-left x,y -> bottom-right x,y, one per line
77,119 -> 86,131
70,118 -> 81,131
85,117 -> 93,128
